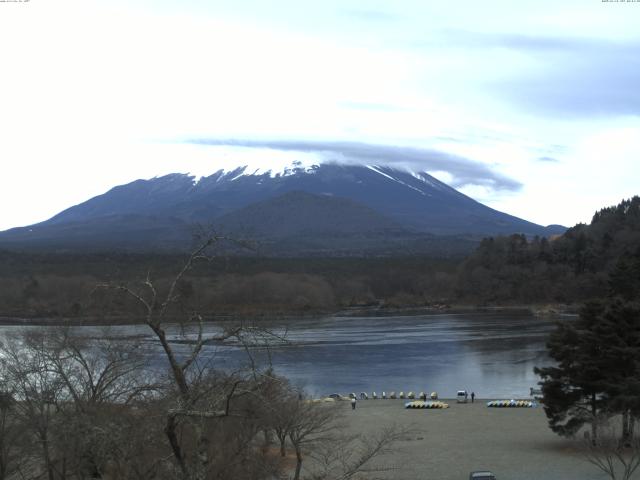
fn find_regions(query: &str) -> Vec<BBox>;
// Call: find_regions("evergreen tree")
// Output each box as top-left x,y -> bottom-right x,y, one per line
456,196 -> 640,304
597,300 -> 640,442
536,300 -> 640,441
535,302 -> 610,439
609,247 -> 640,302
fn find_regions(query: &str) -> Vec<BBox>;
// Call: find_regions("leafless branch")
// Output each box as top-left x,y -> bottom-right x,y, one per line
583,416 -> 640,480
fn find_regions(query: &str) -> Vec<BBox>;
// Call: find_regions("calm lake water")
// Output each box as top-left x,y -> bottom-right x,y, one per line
232,311 -> 559,398
0,311 -> 562,398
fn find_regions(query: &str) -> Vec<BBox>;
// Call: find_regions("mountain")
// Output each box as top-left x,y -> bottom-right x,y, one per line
0,162 -> 565,255
215,190 -> 403,237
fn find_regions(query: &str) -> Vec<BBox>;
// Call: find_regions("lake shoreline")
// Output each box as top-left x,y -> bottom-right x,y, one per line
333,399 -> 596,480
0,303 -> 578,326
1,311 -> 555,398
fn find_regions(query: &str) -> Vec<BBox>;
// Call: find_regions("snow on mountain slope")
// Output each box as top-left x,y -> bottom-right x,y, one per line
0,161 -> 565,254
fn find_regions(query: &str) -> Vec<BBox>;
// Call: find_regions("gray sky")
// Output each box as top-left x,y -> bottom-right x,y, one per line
0,0 -> 639,230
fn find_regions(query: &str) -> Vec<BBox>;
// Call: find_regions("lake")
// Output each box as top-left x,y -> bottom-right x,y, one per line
226,311 -> 560,398
0,311 -> 560,399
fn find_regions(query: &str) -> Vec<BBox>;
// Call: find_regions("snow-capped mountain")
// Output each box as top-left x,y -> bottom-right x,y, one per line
0,162 -> 564,255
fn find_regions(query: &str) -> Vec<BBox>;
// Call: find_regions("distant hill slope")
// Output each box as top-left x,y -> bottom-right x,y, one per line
0,162 -> 565,255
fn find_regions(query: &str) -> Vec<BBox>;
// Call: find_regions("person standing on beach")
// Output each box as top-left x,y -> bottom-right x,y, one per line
351,397 -> 357,410
471,391 -> 475,403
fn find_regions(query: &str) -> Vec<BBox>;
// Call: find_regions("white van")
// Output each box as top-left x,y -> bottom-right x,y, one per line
457,390 -> 468,403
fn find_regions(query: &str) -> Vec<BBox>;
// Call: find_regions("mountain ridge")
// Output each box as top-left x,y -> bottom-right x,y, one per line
0,162 -> 565,255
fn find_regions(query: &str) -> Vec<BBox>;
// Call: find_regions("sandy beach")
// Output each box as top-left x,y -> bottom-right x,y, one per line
332,399 -> 607,480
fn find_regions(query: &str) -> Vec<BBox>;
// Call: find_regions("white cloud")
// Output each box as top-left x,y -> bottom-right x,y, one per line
0,0 -> 638,231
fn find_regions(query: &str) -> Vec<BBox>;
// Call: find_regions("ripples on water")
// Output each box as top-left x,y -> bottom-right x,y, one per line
247,313 -> 557,398
0,312 -> 558,398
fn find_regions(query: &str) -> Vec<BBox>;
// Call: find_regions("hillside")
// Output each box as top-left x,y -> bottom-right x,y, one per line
0,197 -> 636,319
0,163 -> 564,255
455,196 -> 640,304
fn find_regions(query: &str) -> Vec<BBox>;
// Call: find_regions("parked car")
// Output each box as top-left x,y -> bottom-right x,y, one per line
469,471 -> 496,480
457,390 -> 468,403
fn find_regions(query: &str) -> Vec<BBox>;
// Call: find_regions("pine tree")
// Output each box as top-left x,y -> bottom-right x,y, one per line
609,247 -> 640,302
596,300 -> 640,443
535,302 -> 610,439
536,300 -> 640,442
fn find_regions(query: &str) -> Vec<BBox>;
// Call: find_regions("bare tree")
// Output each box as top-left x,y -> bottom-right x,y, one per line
583,415 -> 640,480
308,425 -> 405,480
42,327 -> 156,409
99,235 -> 286,480
285,399 -> 406,480
255,372 -> 298,457
0,382 -> 26,480
272,394 -> 297,458
0,234 -> 403,480
0,332 -> 66,480
0,326 -> 162,480
42,327 -> 158,478
288,400 -> 341,480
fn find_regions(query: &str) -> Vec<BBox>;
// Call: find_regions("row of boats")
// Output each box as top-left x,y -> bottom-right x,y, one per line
404,399 -> 537,409
341,391 -> 438,400
486,400 -> 537,408
405,401 -> 449,409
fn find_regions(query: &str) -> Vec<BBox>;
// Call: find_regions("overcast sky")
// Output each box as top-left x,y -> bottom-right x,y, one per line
1,0 -> 639,231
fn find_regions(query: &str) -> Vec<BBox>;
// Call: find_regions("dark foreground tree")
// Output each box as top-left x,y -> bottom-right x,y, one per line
536,299 -> 640,442
592,301 -> 640,444
535,302 -> 610,439
583,415 -> 640,480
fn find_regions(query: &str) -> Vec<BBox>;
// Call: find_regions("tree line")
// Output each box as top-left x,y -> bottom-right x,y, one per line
535,247 -> 640,437
0,254 -> 459,319
0,238 -> 402,480
456,196 -> 640,304
1,196 -> 638,320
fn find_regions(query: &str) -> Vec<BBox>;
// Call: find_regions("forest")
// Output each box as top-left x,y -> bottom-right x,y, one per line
0,197 -> 638,479
0,196 -> 638,320
457,196 -> 640,304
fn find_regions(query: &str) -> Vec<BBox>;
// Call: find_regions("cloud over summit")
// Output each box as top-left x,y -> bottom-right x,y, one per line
188,139 -> 523,191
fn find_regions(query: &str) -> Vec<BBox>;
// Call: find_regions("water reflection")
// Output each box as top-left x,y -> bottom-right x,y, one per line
248,313 -> 556,398
0,312 -> 558,398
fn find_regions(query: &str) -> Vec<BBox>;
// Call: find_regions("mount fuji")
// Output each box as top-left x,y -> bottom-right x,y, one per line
0,162 -> 564,256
